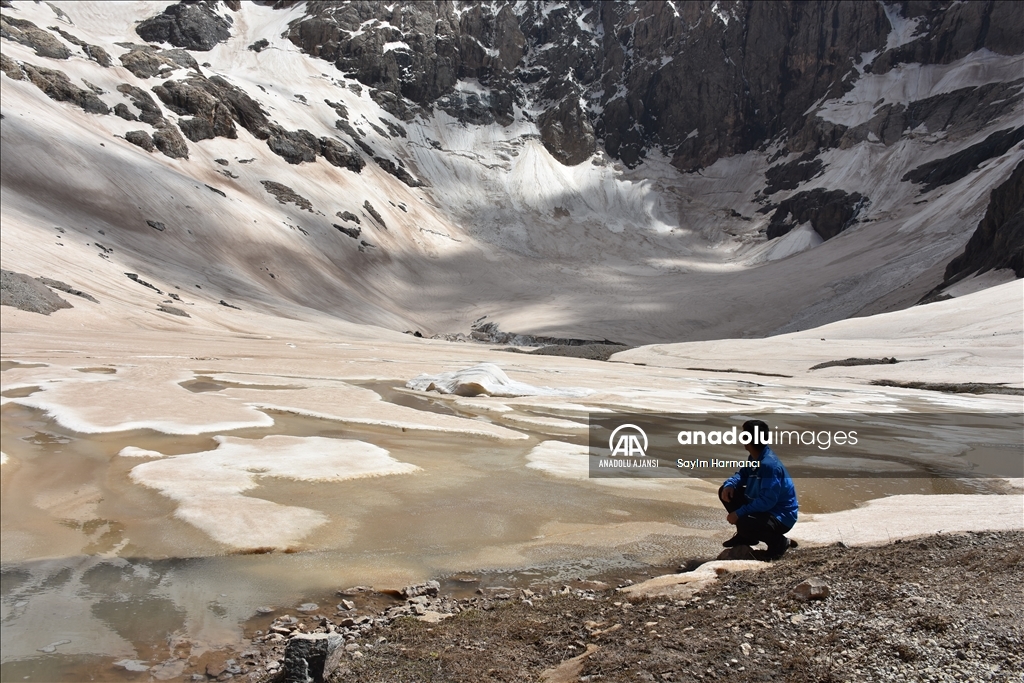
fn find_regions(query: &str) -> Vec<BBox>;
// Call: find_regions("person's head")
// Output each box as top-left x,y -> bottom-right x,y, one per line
742,419 -> 770,458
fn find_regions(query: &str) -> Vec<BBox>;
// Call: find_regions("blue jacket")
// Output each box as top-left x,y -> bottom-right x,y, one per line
723,447 -> 798,530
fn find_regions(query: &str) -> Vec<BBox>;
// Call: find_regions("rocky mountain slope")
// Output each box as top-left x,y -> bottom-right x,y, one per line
1,1 -> 1021,343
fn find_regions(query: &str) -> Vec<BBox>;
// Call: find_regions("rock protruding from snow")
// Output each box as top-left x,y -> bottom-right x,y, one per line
1,270 -> 72,315
406,363 -> 591,398
767,189 -> 866,241
135,1 -> 232,52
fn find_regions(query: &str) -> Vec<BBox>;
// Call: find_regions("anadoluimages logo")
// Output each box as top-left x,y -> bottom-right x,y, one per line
608,424 -> 648,457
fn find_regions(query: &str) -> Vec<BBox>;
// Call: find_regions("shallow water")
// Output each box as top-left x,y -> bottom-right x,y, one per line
0,379 -> 1006,681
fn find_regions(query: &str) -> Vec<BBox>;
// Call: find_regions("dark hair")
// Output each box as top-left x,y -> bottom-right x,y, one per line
742,419 -> 770,454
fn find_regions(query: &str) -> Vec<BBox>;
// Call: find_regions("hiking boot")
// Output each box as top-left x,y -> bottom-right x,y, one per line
767,537 -> 795,561
722,534 -> 753,548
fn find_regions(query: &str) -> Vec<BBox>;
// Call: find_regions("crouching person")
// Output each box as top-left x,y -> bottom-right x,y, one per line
719,419 -> 798,560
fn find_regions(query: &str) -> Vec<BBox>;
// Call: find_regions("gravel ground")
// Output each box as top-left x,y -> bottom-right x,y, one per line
238,530 -> 1023,683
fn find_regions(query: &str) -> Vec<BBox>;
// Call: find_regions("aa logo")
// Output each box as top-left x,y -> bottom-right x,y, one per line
609,424 -> 648,457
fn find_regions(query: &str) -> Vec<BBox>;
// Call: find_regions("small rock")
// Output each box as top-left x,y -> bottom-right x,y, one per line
740,642 -> 752,656
791,577 -> 830,602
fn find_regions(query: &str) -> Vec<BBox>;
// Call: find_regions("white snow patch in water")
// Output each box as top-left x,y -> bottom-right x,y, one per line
407,363 -> 593,398
118,447 -> 167,458
129,435 -> 420,549
526,441 -> 590,480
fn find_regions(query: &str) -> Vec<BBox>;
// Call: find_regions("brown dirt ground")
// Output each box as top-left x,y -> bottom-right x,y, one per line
244,529 -> 1023,683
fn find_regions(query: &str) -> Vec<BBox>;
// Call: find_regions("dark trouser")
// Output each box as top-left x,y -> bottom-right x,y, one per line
719,484 -> 791,558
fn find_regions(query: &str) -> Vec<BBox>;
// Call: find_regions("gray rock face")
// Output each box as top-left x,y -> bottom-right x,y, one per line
0,15 -> 70,59
902,127 -> 1024,192
21,64 -> 109,115
1,269 -> 72,315
118,44 -> 198,79
116,84 -> 166,126
135,1 -> 232,52
538,95 -> 595,166
372,156 -> 421,187
125,130 -> 155,151
767,189 -> 866,241
283,1 -> 1023,171
152,125 -> 189,159
0,51 -> 24,79
319,137 -> 365,172
942,160 -> 1024,284
150,74 -> 273,143
113,103 -> 137,121
267,129 -> 319,164
152,78 -> 238,142
261,181 -> 314,212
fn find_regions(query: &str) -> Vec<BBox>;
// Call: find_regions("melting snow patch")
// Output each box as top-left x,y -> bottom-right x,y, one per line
118,446 -> 168,458
406,363 -> 593,398
526,440 -> 590,480
129,436 -> 420,549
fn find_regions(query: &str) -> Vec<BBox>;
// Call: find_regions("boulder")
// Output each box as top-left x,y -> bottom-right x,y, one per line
279,633 -> 344,683
319,137 -> 365,172
125,130 -> 155,152
791,577 -> 830,602
152,125 -> 189,159
113,103 -> 137,121
47,26 -> 111,67
136,1 -> 231,52
267,129 -> 319,164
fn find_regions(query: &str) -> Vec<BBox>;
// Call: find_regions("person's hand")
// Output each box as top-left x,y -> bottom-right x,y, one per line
726,512 -> 738,525
721,486 -> 735,503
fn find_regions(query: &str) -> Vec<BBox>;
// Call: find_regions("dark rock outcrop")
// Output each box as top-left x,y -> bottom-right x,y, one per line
267,129 -> 319,164
363,200 -> 386,229
125,130 -> 155,151
125,273 -> 162,293
157,303 -> 190,317
372,156 -> 421,187
261,181 -> 314,212
36,277 -> 99,303
136,1 -> 232,52
0,15 -> 70,59
319,137 -> 365,172
767,189 -> 866,241
538,95 -> 595,166
21,64 -> 109,114
119,44 -> 198,79
152,125 -> 189,159
283,2 -> 1021,171
1,269 -> 72,315
116,84 -> 167,126
902,127 -> 1024,192
942,160 -> 1024,284
113,103 -> 137,121
152,78 -> 238,142
0,51 -> 24,79
150,74 -> 274,140
869,1 -> 1024,75
337,211 -> 360,224
48,26 -> 111,66
333,223 -> 361,239
248,38 -> 269,53
279,633 -> 343,683
764,155 -> 824,195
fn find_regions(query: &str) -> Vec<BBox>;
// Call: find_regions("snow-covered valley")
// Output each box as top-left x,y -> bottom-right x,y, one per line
1,1 -> 1022,680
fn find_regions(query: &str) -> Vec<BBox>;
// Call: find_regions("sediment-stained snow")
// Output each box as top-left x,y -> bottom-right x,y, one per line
407,363 -> 593,398
129,435 -> 420,549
